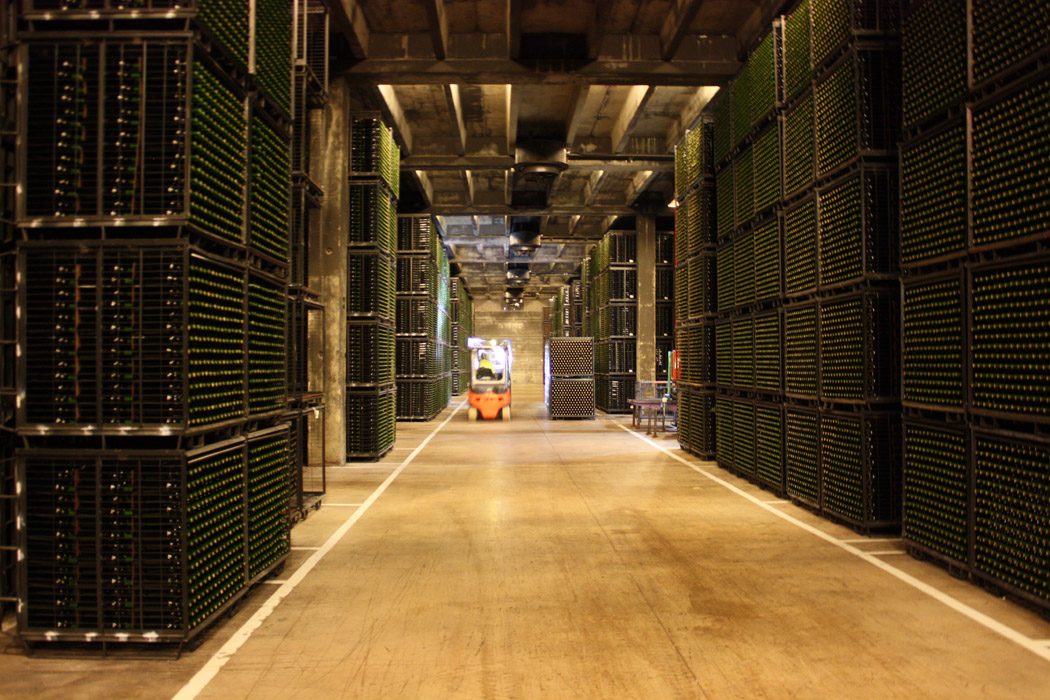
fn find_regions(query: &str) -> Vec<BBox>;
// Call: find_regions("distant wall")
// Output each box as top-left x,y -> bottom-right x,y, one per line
473,298 -> 546,385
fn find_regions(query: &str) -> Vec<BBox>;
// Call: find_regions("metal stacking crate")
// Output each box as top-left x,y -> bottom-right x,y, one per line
547,337 -> 594,377
287,288 -> 325,401
18,36 -> 250,246
18,239 -> 290,435
785,301 -> 819,400
899,116 -> 966,267
285,402 -> 326,520
970,255 -> 1050,424
971,430 -> 1050,614
17,434 -> 290,645
819,287 -> 900,405
678,322 -> 715,387
546,378 -> 596,420
248,107 -> 292,268
785,406 -> 821,509
784,195 -> 818,297
755,401 -> 785,492
678,387 -> 716,459
970,0 -> 1050,93
902,270 -> 965,412
902,418 -> 969,569
595,374 -> 635,414
810,0 -> 900,73
969,68 -> 1050,252
348,113 -> 400,197
346,386 -> 396,460
252,0 -> 292,119
819,408 -> 902,529
901,0 -> 967,132
816,163 -> 899,291
347,249 -> 395,323
784,89 -> 816,197
749,22 -> 783,133
397,377 -> 445,421
814,44 -> 902,180
782,0 -> 813,102
545,338 -> 595,420
348,181 -> 397,251
20,2 -> 252,73
348,321 -> 396,387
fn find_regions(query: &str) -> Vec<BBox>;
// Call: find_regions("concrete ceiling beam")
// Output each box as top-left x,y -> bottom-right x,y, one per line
625,170 -> 660,206
611,85 -> 656,154
424,203 -> 660,216
665,85 -> 720,148
342,56 -> 740,86
330,0 -> 371,58
584,170 -> 609,206
445,83 -> 468,155
660,0 -> 708,61
422,0 -> 450,60
399,154 -> 673,172
372,85 -> 414,154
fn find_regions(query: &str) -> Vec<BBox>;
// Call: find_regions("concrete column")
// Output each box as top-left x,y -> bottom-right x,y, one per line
320,78 -> 350,465
307,85 -> 327,396
636,215 -> 657,383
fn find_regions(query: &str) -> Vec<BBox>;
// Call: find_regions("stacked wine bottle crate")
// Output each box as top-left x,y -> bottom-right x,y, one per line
590,227 -> 638,413
0,7 -> 16,614
284,0 -> 328,514
11,1 -> 295,644
346,114 -> 399,459
551,286 -> 572,337
569,280 -> 584,336
693,0 -> 904,529
674,122 -> 717,459
396,216 -> 452,421
450,278 -> 474,395
899,0 -> 1050,613
545,337 -> 596,419
709,17 -> 790,494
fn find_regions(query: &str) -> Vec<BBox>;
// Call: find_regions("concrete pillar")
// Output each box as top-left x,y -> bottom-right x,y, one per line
307,86 -> 327,397
320,78 -> 350,465
636,215 -> 657,383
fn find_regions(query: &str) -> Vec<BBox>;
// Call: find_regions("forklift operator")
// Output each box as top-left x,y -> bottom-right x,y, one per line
476,353 -> 497,380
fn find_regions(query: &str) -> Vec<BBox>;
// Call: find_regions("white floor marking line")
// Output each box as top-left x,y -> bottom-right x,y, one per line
763,500 -> 790,504
289,546 -> 320,551
261,580 -> 287,585
172,401 -> 467,700
616,423 -> 1050,664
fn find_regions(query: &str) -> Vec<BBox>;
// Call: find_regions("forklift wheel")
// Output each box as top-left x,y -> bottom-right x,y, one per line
502,406 -> 511,421
468,407 -> 478,421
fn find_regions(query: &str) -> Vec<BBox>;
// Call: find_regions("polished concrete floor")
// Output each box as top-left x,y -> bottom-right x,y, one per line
2,385 -> 1049,699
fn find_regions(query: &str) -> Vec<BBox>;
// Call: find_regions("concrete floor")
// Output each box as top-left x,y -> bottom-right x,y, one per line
2,385 -> 1049,699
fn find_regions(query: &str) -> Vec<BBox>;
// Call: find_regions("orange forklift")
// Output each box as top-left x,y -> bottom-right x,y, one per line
467,338 -> 513,420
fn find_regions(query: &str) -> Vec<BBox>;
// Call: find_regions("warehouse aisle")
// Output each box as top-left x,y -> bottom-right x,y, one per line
2,385 -> 1049,699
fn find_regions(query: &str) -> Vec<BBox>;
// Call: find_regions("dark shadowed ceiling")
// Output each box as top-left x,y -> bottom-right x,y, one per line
330,0 -> 788,298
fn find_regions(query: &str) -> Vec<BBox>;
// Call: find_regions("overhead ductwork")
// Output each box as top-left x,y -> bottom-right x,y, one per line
508,216 -> 541,257
506,262 -> 531,284
511,139 -> 568,208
